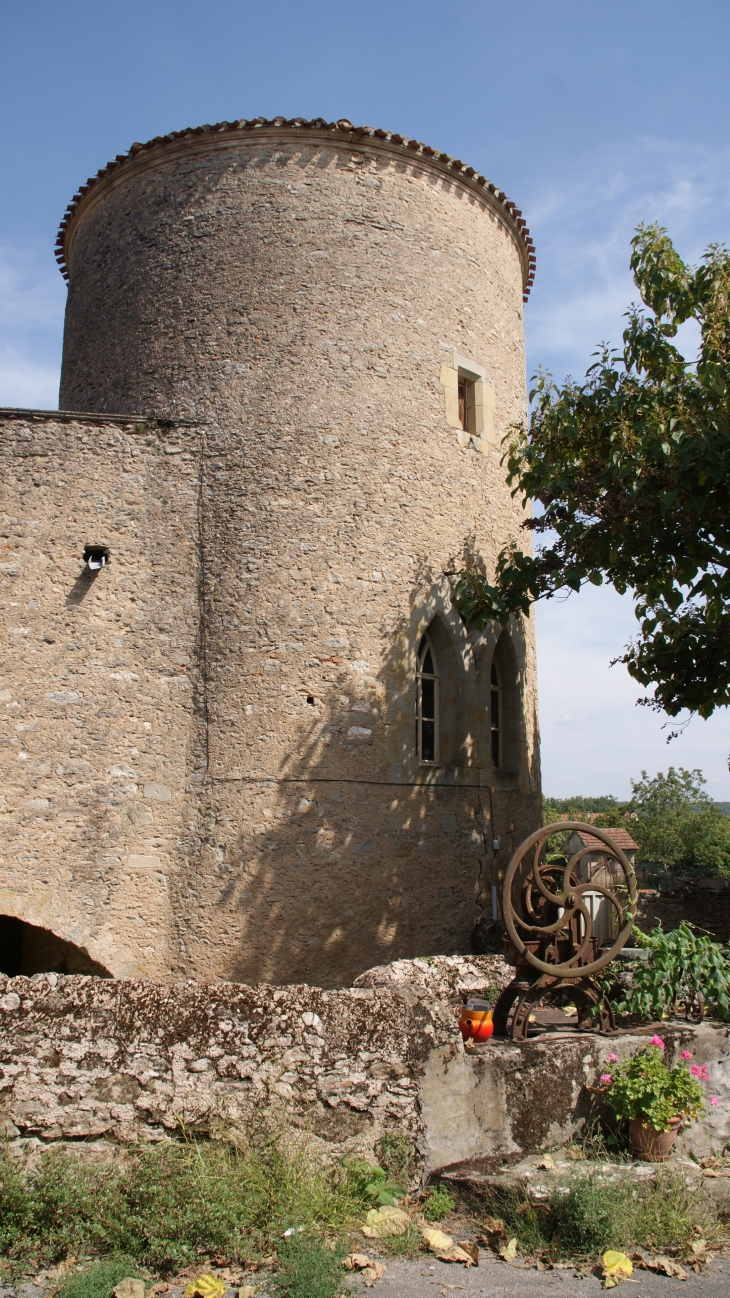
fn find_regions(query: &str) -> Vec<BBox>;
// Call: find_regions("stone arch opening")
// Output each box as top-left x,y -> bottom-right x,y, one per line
0,916 -> 112,978
491,631 -> 521,775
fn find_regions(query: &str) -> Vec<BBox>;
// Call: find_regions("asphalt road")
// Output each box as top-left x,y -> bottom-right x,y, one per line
349,1254 -> 728,1297
2,1254 -> 726,1298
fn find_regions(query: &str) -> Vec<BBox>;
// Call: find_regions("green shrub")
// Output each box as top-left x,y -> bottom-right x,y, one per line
422,1187 -> 455,1221
619,922 -> 730,1021
57,1257 -> 146,1298
342,1158 -> 403,1206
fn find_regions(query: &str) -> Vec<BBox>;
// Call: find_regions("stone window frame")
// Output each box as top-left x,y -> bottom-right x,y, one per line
439,350 -> 496,455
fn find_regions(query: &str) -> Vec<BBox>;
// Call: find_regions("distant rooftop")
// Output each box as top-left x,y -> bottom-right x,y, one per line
569,827 -> 639,854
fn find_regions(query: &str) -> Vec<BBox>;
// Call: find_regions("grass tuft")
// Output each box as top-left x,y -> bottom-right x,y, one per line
270,1233 -> 348,1298
476,1170 -> 720,1261
422,1187 -> 455,1221
56,1257 -> 146,1298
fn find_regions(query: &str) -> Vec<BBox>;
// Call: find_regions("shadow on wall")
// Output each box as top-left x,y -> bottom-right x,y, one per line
0,916 -> 112,978
179,582 -> 539,988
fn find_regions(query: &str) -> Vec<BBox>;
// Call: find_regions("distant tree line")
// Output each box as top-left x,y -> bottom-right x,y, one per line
544,767 -> 730,876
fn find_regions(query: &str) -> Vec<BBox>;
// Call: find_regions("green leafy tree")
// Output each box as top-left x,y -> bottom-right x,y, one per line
629,767 -> 730,873
453,224 -> 730,719
543,795 -> 628,822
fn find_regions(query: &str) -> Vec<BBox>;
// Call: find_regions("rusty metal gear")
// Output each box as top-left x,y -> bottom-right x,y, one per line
493,822 -> 637,1040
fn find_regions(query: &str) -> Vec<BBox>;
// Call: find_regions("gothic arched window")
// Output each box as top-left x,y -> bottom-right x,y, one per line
490,660 -> 501,768
417,632 -> 439,764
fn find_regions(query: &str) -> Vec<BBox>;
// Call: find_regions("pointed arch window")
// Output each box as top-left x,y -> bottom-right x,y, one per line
417,632 -> 439,764
490,661 -> 501,768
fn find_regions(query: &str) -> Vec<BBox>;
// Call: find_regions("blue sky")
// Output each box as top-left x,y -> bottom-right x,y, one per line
2,0 -> 730,798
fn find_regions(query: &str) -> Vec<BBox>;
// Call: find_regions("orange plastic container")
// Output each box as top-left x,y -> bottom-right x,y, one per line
458,997 -> 494,1043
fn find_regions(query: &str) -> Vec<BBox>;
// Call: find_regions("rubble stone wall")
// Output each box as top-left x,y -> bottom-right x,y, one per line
0,413 -> 202,981
2,960 -> 728,1175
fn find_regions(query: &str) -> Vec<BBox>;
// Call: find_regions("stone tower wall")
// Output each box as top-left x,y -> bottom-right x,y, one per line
0,122 -> 541,986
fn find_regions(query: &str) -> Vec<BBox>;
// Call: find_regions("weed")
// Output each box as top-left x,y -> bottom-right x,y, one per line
270,1233 -> 347,1298
574,1117 -> 632,1161
477,1170 -> 720,1261
375,1224 -> 423,1259
0,1132 -> 368,1271
374,1133 -> 414,1189
342,1158 -> 403,1207
57,1257 -> 146,1298
422,1188 -> 455,1221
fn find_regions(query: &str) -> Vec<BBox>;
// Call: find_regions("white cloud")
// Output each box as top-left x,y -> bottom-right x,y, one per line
536,585 -> 730,802
525,137 -> 730,383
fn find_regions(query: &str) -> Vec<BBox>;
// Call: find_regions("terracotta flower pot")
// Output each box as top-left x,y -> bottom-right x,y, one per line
629,1116 -> 681,1162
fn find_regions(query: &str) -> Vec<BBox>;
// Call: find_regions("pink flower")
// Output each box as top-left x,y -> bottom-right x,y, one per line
650,1034 -> 665,1050
680,1051 -> 692,1060
710,1096 -> 719,1106
600,1074 -> 612,1085
608,1052 -> 618,1062
691,1064 -> 710,1081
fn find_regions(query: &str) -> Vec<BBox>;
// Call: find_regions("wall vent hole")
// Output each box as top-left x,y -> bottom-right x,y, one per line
84,545 -> 110,570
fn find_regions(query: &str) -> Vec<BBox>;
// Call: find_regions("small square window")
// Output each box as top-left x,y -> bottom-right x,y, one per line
458,375 -> 476,436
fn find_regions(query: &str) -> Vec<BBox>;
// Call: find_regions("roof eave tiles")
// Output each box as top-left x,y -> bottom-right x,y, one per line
54,116 -> 536,300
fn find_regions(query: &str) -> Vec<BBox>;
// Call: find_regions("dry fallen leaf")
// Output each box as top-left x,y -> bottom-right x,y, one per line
478,1215 -> 508,1250
456,1241 -> 479,1266
345,1254 -> 371,1271
652,1256 -> 687,1279
344,1254 -> 386,1283
422,1226 -> 454,1253
602,1250 -> 633,1288
362,1205 -> 411,1238
183,1278 -> 226,1298
690,1239 -> 708,1272
113,1282 -> 144,1298
436,1247 -> 476,1267
238,1289 -> 256,1298
499,1238 -> 518,1262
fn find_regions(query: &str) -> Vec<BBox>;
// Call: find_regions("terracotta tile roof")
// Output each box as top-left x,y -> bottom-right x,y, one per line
55,116 -> 536,299
575,828 -> 639,854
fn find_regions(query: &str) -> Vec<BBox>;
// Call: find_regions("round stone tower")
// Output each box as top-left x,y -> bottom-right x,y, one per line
54,117 -> 541,986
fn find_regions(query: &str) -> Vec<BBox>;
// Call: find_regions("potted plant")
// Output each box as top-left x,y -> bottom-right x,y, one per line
597,1037 -> 713,1161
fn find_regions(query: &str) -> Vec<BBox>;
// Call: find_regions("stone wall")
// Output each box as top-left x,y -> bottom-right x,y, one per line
637,875 -> 730,944
2,960 -> 728,1174
0,406 -> 539,985
0,413 -> 201,981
